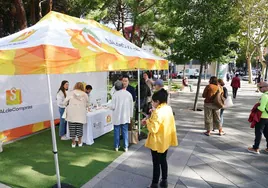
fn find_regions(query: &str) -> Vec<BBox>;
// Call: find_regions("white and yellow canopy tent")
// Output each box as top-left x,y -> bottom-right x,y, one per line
0,11 -> 168,187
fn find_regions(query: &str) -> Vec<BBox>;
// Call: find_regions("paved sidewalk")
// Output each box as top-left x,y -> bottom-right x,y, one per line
83,80 -> 268,188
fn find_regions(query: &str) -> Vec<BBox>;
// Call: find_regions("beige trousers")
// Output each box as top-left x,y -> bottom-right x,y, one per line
204,103 -> 221,131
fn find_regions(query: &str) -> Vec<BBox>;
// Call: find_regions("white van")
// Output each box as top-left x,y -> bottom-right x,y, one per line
177,68 -> 199,79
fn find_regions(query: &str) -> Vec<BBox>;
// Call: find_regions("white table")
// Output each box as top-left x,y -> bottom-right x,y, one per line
66,109 -> 113,145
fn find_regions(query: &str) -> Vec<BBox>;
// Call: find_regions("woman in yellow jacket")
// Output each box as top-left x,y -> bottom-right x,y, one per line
142,88 -> 178,188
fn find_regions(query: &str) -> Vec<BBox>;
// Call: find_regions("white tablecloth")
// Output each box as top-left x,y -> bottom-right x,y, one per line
66,109 -> 113,145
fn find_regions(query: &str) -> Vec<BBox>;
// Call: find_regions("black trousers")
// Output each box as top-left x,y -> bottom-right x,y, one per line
232,87 -> 238,98
151,150 -> 168,184
253,119 -> 268,149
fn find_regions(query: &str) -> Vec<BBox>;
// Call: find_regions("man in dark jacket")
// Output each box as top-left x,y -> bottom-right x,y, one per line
122,75 -> 136,102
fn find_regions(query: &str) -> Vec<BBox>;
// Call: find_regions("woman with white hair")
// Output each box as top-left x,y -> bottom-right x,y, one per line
111,80 -> 133,152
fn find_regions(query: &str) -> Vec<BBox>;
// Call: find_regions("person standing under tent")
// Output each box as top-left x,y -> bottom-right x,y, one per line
135,78 -> 151,122
154,79 -> 165,92
142,89 -> 178,188
111,80 -> 133,152
85,85 -> 92,103
63,82 -> 88,148
56,80 -> 69,140
231,74 -> 241,99
122,75 -> 136,102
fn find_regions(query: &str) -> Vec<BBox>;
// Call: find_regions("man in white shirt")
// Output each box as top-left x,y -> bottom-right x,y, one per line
111,80 -> 133,152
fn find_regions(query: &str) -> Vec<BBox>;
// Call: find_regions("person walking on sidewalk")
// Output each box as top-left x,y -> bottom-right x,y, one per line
202,76 -> 225,136
142,89 -> 178,188
248,82 -> 268,154
231,74 -> 240,99
219,79 -> 228,127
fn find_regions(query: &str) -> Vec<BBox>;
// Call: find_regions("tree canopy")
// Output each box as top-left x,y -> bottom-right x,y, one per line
166,0 -> 240,110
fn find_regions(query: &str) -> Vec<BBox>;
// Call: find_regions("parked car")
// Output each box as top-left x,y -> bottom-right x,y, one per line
177,68 -> 199,79
242,71 -> 257,81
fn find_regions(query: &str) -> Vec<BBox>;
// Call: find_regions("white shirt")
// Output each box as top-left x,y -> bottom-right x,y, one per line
111,90 -> 133,125
87,93 -> 91,104
110,86 -> 116,97
56,90 -> 67,108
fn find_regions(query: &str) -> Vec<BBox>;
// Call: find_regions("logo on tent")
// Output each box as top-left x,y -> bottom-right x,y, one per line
11,30 -> 36,42
6,88 -> 22,105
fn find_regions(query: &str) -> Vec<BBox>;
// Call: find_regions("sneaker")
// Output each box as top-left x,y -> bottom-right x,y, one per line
203,131 -> 210,136
247,147 -> 260,154
71,143 -> 76,148
124,148 -> 128,152
115,148 -> 119,152
61,136 -> 69,140
160,179 -> 168,188
78,142 -> 83,147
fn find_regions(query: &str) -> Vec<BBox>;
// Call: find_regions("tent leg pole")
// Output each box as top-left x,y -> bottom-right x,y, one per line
46,74 -> 61,188
138,69 -> 141,135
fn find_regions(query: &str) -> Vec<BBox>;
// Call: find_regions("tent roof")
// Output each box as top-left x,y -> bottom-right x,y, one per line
0,11 -> 168,75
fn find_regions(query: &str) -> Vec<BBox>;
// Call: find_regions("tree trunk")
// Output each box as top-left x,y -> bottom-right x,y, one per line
129,15 -> 137,42
204,63 -> 207,80
193,62 -> 204,111
247,57 -> 253,83
182,63 -> 186,78
10,4 -> 16,34
116,0 -> 121,31
14,0 -> 27,30
30,0 -> 36,25
257,45 -> 267,79
0,16 -> 4,37
49,0 -> 52,11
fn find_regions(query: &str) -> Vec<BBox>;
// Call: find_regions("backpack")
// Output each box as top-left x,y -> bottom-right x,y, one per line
212,88 -> 225,109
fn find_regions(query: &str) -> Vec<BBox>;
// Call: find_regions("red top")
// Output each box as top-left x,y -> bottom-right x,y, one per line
231,77 -> 240,88
248,103 -> 262,128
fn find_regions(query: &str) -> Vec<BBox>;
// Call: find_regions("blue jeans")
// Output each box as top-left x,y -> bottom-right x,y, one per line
114,124 -> 129,149
59,107 -> 67,137
220,109 -> 224,125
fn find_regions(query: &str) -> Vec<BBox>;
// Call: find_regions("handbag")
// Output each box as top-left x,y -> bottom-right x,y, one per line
212,88 -> 225,109
224,96 -> 233,109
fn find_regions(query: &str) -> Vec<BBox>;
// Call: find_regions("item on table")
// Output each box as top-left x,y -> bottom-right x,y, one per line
96,98 -> 101,108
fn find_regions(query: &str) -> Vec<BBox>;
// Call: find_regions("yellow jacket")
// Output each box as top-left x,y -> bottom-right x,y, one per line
145,103 -> 178,153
